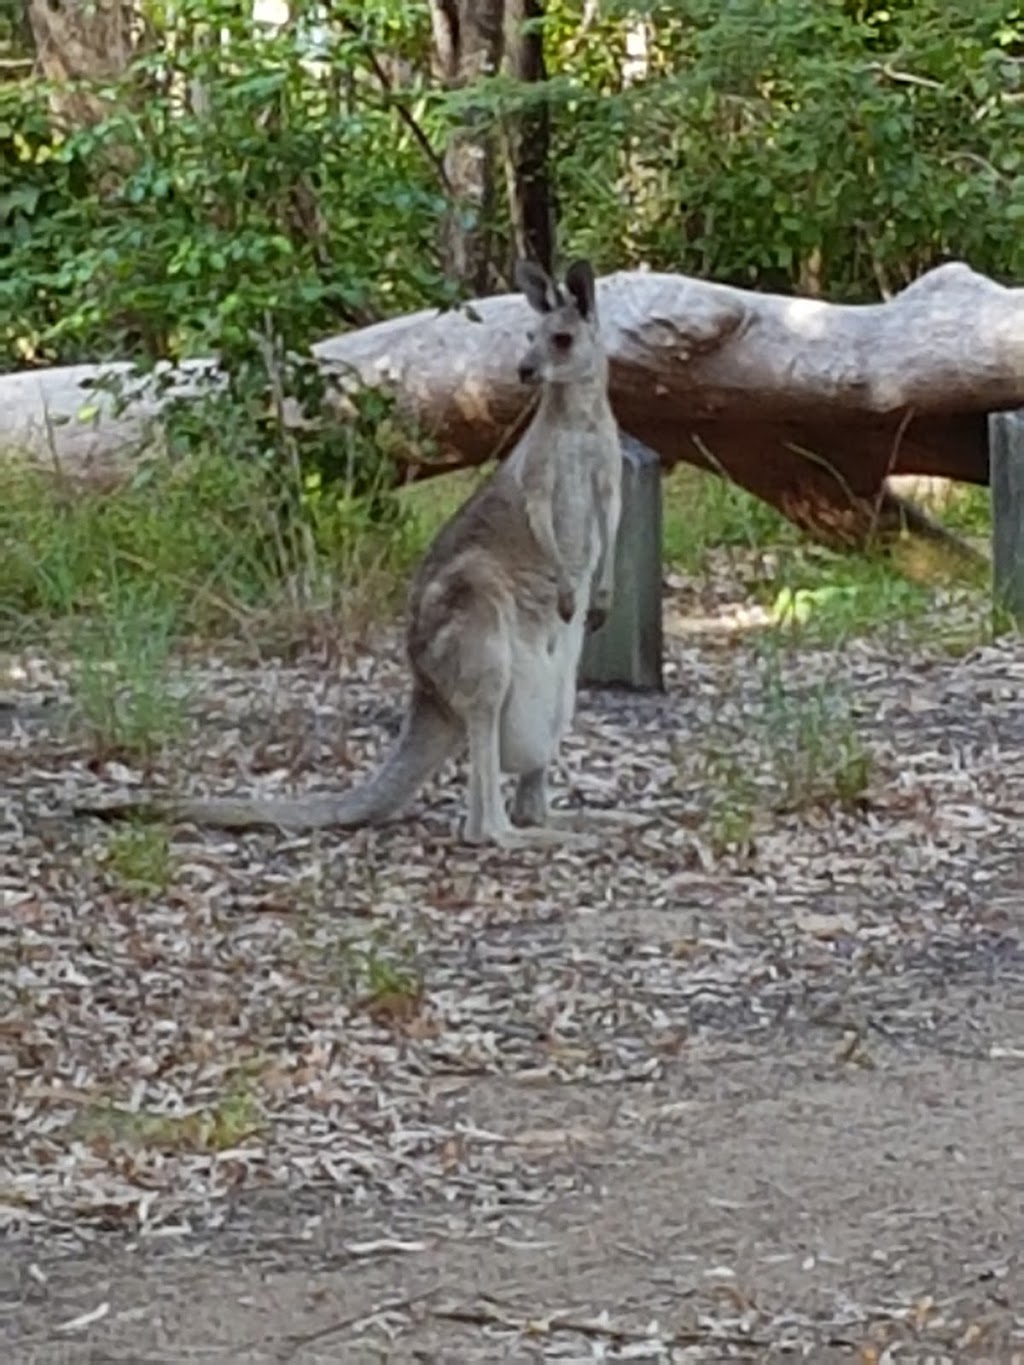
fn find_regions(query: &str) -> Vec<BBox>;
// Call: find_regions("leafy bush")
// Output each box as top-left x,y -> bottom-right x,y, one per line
5,0 -> 1024,370
2,0 -> 450,370
550,0 -> 1024,297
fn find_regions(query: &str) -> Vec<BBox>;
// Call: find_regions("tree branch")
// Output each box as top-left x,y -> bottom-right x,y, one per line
337,16 -> 452,194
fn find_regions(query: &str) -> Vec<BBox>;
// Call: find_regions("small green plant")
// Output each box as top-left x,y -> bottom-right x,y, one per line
301,925 -> 424,1012
768,552 -> 934,645
936,483 -> 992,539
703,751 -> 759,858
69,588 -> 186,761
101,823 -> 173,894
361,945 -> 421,1001
768,688 -> 872,812
71,1084 -> 264,1154
356,939 -> 425,1025
695,654 -> 873,855
757,653 -> 873,813
661,467 -> 987,654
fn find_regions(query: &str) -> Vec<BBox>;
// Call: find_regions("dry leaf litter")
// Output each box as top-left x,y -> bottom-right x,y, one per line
3,565 -> 1024,1360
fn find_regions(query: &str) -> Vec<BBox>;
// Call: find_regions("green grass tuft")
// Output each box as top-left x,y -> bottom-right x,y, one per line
100,822 -> 174,894
695,649 -> 873,857
68,584 -> 186,761
662,466 -> 795,571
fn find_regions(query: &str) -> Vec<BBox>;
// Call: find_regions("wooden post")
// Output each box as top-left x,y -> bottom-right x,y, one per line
989,409 -> 1024,629
580,433 -> 664,690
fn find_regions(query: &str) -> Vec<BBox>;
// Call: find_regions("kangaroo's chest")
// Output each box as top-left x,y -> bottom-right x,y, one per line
549,423 -> 606,514
544,473 -> 589,575
554,449 -> 618,571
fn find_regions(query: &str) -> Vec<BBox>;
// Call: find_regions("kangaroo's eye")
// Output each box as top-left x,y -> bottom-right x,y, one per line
552,332 -> 573,352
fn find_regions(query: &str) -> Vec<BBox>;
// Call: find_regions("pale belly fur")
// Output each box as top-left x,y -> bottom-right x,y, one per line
498,467 -> 617,774
497,532 -> 599,775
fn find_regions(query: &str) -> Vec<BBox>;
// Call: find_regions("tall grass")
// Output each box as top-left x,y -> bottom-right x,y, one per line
0,443 -> 438,645
0,440 -> 450,755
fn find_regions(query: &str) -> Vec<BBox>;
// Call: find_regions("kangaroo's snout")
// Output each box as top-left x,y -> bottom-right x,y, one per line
518,359 -> 539,385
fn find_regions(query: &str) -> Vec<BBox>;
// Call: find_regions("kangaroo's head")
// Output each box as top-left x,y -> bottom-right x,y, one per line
514,259 -> 604,388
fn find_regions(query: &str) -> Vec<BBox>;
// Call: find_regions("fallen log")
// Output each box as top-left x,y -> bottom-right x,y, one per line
2,260 -> 1019,552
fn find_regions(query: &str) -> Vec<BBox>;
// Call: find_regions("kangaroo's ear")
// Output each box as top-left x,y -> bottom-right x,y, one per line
564,259 -> 597,320
515,259 -> 561,314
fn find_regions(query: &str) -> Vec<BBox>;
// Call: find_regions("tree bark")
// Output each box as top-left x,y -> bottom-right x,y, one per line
504,0 -> 554,274
430,0 -> 507,292
26,0 -> 140,129
3,261 -> 1016,552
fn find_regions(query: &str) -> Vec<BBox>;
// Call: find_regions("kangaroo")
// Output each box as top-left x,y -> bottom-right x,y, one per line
84,260 -> 623,845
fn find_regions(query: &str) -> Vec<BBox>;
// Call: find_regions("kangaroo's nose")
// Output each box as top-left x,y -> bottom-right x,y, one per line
518,361 -> 538,384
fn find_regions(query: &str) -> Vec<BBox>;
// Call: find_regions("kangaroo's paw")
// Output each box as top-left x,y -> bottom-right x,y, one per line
556,585 -> 576,624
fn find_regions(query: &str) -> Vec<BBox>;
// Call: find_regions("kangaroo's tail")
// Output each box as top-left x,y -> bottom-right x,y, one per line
75,690 -> 460,831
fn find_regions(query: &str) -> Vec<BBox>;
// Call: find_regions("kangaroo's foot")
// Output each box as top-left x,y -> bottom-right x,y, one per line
511,770 -> 653,837
463,815 -> 592,850
544,808 -> 652,833
493,824 -> 593,850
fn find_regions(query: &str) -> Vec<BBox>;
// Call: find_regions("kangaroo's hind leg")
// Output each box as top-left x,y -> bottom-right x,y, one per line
510,626 -> 650,836
437,596 -> 517,846
466,717 -> 571,846
466,717 -> 569,846
464,706 -> 513,844
506,686 -> 582,830
454,609 -> 587,847
512,767 -> 646,834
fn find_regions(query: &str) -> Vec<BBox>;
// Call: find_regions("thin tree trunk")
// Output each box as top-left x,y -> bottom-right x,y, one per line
0,3 -> 34,71
430,0 -> 506,293
504,0 -> 553,274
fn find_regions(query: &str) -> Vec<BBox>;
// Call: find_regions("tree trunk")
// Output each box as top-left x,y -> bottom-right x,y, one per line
430,0 -> 506,293
504,0 -> 554,274
4,261 -> 1016,554
26,0 -> 140,129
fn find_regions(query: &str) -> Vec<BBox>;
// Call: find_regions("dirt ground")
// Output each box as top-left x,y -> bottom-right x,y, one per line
7,1018 -> 1024,1363
5,592 -> 1024,1363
